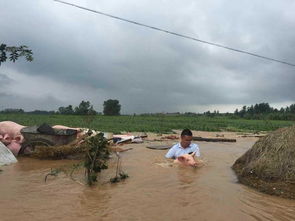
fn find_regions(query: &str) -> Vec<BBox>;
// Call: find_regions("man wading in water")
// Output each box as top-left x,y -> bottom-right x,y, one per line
165,129 -> 201,167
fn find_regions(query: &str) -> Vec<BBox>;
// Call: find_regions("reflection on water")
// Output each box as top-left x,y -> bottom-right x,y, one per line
1,138 -> 295,221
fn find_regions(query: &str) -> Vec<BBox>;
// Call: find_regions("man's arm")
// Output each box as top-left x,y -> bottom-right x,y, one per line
165,145 -> 176,159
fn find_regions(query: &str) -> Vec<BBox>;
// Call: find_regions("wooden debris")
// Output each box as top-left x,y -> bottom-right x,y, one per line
240,135 -> 266,138
109,147 -> 133,153
146,145 -> 171,150
193,136 -> 236,142
161,135 -> 179,140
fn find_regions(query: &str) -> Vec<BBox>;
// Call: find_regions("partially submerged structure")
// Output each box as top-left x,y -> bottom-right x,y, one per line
232,125 -> 295,199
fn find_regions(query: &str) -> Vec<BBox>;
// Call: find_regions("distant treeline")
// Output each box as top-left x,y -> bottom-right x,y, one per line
201,103 -> 295,120
140,103 -> 295,121
0,100 -> 97,115
1,102 -> 295,121
0,99 -> 121,116
232,103 -> 295,120
56,100 -> 97,115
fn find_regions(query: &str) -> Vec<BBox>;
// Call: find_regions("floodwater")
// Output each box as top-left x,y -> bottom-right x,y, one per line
1,136 -> 295,221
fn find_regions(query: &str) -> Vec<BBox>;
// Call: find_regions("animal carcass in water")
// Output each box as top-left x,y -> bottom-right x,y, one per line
0,121 -> 26,156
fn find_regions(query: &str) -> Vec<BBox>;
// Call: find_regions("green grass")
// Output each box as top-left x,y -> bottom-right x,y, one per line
0,114 -> 294,133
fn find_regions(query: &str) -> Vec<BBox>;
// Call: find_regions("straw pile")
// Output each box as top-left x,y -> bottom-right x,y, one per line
31,142 -> 87,159
30,134 -> 102,160
232,125 -> 295,199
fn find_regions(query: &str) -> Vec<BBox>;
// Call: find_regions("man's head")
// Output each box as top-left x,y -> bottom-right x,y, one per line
180,129 -> 193,148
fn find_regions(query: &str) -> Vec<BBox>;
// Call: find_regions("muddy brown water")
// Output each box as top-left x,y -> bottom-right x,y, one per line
1,137 -> 295,221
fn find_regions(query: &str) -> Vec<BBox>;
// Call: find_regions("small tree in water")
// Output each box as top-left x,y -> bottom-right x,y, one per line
83,133 -> 110,185
44,133 -> 111,186
103,99 -> 121,116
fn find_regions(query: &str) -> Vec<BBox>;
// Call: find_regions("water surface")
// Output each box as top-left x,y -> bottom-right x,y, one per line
1,137 -> 294,221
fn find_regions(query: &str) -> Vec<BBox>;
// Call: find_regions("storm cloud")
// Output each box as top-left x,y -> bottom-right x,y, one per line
1,0 -> 295,113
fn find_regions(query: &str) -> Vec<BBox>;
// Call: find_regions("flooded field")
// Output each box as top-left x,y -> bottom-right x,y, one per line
1,135 -> 295,221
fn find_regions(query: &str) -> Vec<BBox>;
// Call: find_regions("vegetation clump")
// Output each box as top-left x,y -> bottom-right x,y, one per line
83,133 -> 110,185
40,133 -> 110,186
232,125 -> 295,199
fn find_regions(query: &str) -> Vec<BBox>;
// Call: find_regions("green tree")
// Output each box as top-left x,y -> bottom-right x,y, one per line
75,100 -> 97,115
279,107 -> 285,113
58,105 -> 74,115
0,44 -> 33,65
239,105 -> 247,117
254,103 -> 272,114
247,105 -> 254,115
289,104 -> 295,113
103,99 -> 121,116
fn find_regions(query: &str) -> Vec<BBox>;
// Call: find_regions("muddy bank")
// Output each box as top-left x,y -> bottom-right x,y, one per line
1,132 -> 295,221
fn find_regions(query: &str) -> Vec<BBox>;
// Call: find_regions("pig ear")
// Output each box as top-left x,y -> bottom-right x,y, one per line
190,152 -> 196,157
177,156 -> 185,162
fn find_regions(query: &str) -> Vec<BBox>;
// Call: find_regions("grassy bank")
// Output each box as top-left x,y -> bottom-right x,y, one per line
0,114 -> 294,133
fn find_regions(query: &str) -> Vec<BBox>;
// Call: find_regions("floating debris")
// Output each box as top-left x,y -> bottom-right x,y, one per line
193,136 -> 236,142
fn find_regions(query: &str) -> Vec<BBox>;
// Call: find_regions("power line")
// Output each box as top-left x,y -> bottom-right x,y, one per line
54,0 -> 295,67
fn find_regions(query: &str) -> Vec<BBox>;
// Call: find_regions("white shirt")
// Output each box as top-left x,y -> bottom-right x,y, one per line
165,143 -> 200,159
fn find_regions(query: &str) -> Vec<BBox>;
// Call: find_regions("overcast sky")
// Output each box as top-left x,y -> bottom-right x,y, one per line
1,0 -> 295,114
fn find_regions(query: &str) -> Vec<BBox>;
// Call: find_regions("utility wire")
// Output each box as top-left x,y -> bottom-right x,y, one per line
54,0 -> 295,67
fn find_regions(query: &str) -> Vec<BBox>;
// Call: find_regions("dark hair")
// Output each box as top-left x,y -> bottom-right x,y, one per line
181,129 -> 193,137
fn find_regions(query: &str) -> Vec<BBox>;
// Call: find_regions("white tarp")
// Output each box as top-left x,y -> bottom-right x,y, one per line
0,141 -> 17,166
113,135 -> 143,144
